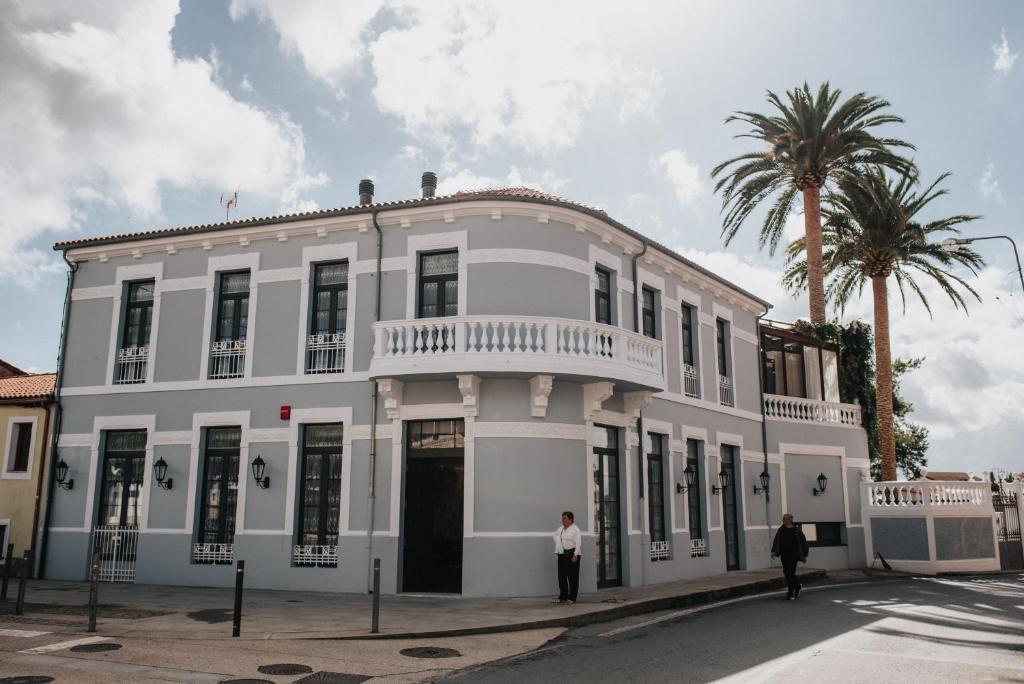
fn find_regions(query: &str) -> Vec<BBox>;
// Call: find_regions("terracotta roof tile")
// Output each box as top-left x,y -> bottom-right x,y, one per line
0,373 -> 56,401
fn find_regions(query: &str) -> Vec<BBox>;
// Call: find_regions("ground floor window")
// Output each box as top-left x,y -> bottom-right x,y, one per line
647,433 -> 668,560
198,427 -> 240,550
98,430 -> 147,528
686,439 -> 704,543
799,522 -> 845,547
295,423 -> 343,564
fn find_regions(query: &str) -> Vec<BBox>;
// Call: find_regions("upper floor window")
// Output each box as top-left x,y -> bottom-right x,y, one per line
115,281 -> 154,384
5,422 -> 32,473
641,287 -> 657,339
647,433 -> 667,559
418,251 -> 458,318
680,304 -> 700,398
209,271 -> 250,379
716,319 -> 734,407
595,267 -> 612,325
761,327 -> 840,402
97,430 -> 147,528
306,262 -> 348,374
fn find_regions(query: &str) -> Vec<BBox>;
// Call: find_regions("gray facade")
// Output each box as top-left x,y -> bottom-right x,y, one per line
47,191 -> 870,596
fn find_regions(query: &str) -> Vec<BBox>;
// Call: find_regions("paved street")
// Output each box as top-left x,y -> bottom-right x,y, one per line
448,575 -> 1024,683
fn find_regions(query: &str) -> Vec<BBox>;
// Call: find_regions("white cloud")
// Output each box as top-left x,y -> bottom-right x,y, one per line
978,162 -> 1006,204
436,167 -> 568,196
233,1 -> 661,154
651,150 -> 705,214
992,29 -> 1018,75
239,74 -> 254,93
0,1 -> 322,285
783,212 -> 805,243
280,172 -> 329,212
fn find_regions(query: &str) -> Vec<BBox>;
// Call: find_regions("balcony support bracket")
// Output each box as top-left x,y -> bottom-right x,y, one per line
529,375 -> 554,418
377,378 -> 404,420
456,374 -> 481,418
583,381 -> 615,422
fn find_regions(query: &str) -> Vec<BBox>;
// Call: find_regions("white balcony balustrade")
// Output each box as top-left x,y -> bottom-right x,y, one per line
306,333 -> 346,374
718,375 -> 734,407
763,394 -> 862,427
371,316 -> 665,390
192,543 -> 234,564
293,544 -> 339,568
682,364 -> 700,398
689,538 -> 709,558
209,339 -> 246,379
115,346 -> 149,384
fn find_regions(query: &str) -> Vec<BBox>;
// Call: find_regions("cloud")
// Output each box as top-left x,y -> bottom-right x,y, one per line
978,162 -> 1006,204
232,1 -> 661,154
0,1 -> 322,285
651,150 -> 705,215
435,167 -> 568,195
992,29 -> 1018,75
783,212 -> 805,243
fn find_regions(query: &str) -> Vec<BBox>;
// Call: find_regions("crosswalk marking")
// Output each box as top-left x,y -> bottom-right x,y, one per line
18,636 -> 110,654
0,629 -> 51,638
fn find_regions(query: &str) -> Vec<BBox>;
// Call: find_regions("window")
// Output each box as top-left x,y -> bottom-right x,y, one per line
7,422 -> 32,473
295,424 -> 343,566
799,522 -> 845,547
115,280 -> 154,384
209,271 -> 250,379
97,430 -> 147,528
646,433 -> 667,556
681,305 -> 700,398
686,439 -> 703,541
642,287 -> 657,339
760,327 -> 841,402
680,305 -> 696,366
595,267 -> 612,325
716,319 -> 733,406
197,427 -> 240,557
0,522 -> 7,558
418,251 -> 458,318
306,262 -> 348,374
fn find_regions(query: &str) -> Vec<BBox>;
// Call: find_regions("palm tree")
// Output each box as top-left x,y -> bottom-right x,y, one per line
783,169 -> 983,480
712,83 -> 914,324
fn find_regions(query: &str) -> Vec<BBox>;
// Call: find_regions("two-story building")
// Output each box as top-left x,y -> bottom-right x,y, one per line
44,176 -> 869,596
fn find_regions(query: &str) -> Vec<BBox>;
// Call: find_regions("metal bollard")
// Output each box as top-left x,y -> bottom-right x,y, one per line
14,551 -> 31,615
87,548 -> 100,633
371,558 -> 381,634
1,543 -> 13,601
232,560 -> 245,638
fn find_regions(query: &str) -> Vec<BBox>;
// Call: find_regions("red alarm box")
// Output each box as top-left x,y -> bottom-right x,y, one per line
280,405 -> 291,420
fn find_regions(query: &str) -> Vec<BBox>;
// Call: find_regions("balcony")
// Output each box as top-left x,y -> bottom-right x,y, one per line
682,364 -> 700,398
209,339 -> 246,379
370,316 -> 665,391
763,394 -> 862,427
306,333 -> 346,374
718,375 -> 734,407
115,346 -> 148,384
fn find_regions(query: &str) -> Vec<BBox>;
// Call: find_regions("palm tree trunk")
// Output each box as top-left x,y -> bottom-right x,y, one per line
802,185 -> 827,324
872,274 -> 897,481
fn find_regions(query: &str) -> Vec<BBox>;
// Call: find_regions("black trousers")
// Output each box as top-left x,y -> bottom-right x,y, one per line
781,556 -> 800,595
557,550 -> 580,601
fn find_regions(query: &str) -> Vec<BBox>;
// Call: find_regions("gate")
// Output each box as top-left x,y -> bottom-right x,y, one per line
993,491 -> 1023,571
92,526 -> 139,582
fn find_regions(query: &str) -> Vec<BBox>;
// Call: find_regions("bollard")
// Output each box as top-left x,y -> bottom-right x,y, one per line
1,543 -> 13,601
371,558 -> 381,634
87,547 -> 100,633
14,551 -> 31,615
232,559 -> 245,638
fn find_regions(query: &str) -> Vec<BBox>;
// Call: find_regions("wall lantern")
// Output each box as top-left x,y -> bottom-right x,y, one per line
153,457 -> 173,490
55,459 -> 74,490
711,467 -> 730,495
251,455 -> 270,489
676,464 -> 697,494
813,472 -> 828,497
753,470 -> 770,495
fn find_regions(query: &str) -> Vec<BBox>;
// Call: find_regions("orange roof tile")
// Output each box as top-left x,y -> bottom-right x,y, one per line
0,373 -> 56,401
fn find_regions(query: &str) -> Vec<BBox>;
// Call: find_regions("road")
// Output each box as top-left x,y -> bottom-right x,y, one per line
448,575 -> 1024,683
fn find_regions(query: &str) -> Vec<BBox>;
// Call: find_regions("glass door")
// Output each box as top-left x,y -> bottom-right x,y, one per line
721,445 -> 740,571
593,425 -> 622,588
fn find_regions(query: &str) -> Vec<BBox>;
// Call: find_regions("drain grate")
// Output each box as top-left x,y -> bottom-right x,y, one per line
71,642 -> 122,653
0,678 -> 56,684
399,646 -> 462,659
295,674 -> 372,684
256,664 -> 313,676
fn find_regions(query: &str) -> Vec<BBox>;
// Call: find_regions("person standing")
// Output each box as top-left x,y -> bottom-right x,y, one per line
553,511 -> 582,604
771,513 -> 809,600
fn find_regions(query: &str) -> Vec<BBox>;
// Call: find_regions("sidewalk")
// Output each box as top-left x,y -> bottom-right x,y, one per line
0,567 -> 831,641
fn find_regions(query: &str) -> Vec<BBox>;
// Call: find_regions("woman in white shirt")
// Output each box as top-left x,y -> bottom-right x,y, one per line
553,510 -> 582,603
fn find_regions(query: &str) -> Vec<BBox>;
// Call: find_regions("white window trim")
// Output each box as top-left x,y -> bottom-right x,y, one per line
705,443 -> 721,532
589,243 -> 628,326
405,231 -> 468,319
295,244 -> 359,376
642,418 -> 673,540
199,253 -> 260,381
287,407 -> 354,539
2,416 -> 38,480
105,263 -> 164,386
717,432 -> 744,532
185,411 -> 251,536
85,415 -> 157,532
637,267 -> 666,340
677,285 -> 704,400
712,308 -> 738,405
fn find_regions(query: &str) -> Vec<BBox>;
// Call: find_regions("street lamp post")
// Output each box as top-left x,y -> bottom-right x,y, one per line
941,235 -> 1024,294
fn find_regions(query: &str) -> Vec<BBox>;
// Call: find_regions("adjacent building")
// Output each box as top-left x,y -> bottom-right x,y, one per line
44,177 -> 870,596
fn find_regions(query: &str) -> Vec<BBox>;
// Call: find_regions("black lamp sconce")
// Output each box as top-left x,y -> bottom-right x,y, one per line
676,464 -> 697,494
711,467 -> 731,495
252,455 -> 270,489
753,470 -> 770,495
55,459 -> 74,490
812,472 -> 829,497
153,457 -> 173,490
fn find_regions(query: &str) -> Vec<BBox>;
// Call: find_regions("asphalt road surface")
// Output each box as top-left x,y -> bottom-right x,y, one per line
448,574 -> 1024,683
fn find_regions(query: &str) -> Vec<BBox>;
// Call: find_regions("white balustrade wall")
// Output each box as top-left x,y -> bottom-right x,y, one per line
764,394 -> 862,427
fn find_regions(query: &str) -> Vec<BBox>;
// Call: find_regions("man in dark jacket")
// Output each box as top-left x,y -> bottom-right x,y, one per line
771,513 -> 809,599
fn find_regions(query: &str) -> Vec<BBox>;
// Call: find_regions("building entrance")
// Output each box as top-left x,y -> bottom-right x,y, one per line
593,425 -> 622,588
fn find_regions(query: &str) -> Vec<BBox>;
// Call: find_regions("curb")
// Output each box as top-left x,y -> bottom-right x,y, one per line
319,568 -> 827,641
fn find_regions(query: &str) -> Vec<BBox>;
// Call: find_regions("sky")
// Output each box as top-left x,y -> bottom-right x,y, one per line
1,0 -> 1022,473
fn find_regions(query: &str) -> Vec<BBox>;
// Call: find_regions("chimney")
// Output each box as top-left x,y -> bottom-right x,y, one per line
421,171 -> 437,198
358,179 -> 375,205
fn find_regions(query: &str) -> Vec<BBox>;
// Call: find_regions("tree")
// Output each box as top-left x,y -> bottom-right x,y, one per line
785,169 -> 982,480
713,83 -> 913,324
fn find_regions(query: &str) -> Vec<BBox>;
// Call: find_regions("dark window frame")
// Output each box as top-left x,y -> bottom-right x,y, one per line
417,249 -> 459,319
716,319 -> 730,377
197,427 -> 241,551
214,270 -> 251,342
686,438 -> 703,540
759,326 -> 840,400
97,430 -> 147,528
641,286 -> 658,339
798,521 -> 846,547
595,266 -> 613,325
309,261 -> 349,336
297,423 -> 344,548
680,304 -> 696,366
121,280 -> 155,349
10,422 -> 32,472
646,432 -> 667,547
